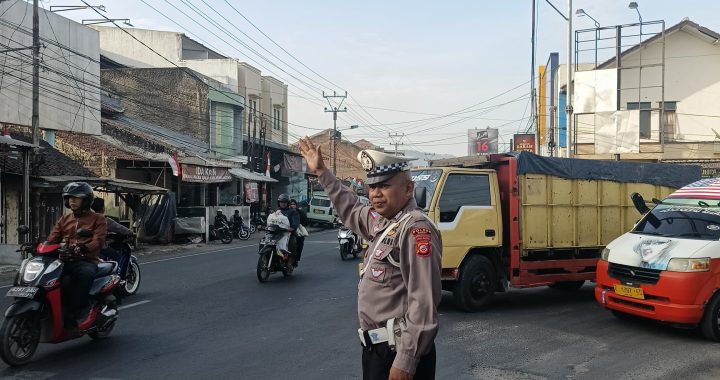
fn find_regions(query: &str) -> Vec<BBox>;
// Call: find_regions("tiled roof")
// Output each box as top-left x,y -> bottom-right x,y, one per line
0,132 -> 95,177
56,131 -> 147,161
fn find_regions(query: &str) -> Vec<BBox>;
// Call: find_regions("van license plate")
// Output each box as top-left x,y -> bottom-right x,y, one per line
314,210 -> 325,214
613,284 -> 645,300
6,286 -> 38,299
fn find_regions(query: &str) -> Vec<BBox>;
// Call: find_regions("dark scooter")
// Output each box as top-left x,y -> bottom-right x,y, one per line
101,232 -> 141,296
209,221 -> 233,244
0,229 -> 121,366
256,224 -> 295,282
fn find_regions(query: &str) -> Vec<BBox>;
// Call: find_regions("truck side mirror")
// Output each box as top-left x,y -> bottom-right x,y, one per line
630,192 -> 650,214
414,186 -> 427,209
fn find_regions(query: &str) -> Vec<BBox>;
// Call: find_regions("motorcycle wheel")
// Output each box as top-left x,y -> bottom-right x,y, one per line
0,313 -> 41,366
221,231 -> 233,244
257,252 -> 271,282
123,261 -> 141,296
249,224 -> 257,234
339,243 -> 348,261
239,229 -> 250,240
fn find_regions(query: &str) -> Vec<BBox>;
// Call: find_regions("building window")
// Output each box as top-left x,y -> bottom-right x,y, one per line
661,101 -> 677,141
437,174 -> 491,223
627,102 -> 652,139
273,108 -> 281,130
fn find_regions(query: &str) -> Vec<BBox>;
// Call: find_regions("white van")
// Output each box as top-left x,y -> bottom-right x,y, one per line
596,179 -> 720,340
309,194 -> 369,227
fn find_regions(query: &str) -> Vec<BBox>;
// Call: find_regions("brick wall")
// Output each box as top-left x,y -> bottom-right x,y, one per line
298,132 -> 367,181
101,68 -> 210,142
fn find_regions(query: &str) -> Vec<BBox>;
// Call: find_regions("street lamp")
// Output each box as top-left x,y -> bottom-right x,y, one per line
576,9 -> 601,67
82,18 -> 133,27
333,124 -> 359,139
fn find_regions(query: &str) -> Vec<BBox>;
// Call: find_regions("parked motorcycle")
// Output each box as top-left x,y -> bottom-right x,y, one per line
250,214 -> 266,233
338,225 -> 362,260
230,221 -> 251,240
256,224 -> 295,282
102,233 -> 141,296
209,221 -> 233,244
0,233 -> 121,366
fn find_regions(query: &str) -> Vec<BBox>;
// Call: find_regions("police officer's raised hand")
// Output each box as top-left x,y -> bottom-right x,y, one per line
389,367 -> 412,380
298,137 -> 327,175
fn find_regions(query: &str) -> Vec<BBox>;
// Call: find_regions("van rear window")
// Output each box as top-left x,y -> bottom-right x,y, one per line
310,198 -> 331,207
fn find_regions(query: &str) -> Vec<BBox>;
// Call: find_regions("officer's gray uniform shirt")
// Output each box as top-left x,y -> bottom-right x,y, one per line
318,170 -> 442,376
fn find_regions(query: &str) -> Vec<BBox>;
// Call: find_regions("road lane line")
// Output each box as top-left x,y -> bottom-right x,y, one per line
119,300 -> 152,310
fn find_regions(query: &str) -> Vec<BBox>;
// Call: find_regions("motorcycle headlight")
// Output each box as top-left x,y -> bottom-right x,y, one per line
601,248 -> 610,261
667,257 -> 711,272
339,230 -> 350,238
23,261 -> 45,282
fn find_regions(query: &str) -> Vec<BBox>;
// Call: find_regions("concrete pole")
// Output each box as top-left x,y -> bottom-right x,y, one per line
566,0 -> 574,158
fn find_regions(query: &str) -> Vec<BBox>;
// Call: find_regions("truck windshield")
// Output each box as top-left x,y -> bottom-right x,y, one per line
632,204 -> 720,240
411,169 -> 442,208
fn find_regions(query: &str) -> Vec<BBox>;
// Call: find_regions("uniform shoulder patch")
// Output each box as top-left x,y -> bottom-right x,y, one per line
411,227 -> 431,236
413,227 -> 432,257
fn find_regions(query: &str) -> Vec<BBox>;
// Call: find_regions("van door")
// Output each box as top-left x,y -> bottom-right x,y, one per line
434,171 -> 502,269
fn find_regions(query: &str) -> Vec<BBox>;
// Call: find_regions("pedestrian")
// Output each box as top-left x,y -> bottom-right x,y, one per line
290,199 -> 309,265
299,138 -> 442,380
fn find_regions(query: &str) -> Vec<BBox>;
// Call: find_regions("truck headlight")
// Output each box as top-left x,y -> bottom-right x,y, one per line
667,257 -> 711,272
601,248 -> 610,261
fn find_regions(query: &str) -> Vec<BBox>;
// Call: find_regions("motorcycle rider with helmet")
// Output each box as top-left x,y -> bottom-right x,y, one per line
46,182 -> 107,332
277,194 -> 300,266
215,209 -> 229,228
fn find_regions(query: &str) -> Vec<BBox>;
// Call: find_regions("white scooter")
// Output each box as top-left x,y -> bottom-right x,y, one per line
338,224 -> 363,260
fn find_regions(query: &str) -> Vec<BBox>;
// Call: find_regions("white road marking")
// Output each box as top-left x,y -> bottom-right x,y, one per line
118,300 -> 151,310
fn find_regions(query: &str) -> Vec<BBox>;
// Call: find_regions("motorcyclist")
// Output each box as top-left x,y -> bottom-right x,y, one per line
46,182 -> 107,332
214,209 -> 229,228
277,194 -> 300,266
90,198 -> 133,276
290,199 -> 308,265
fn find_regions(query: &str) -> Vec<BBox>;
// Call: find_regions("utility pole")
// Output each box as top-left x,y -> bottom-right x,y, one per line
389,132 -> 405,155
566,0 -> 574,158
323,91 -> 347,175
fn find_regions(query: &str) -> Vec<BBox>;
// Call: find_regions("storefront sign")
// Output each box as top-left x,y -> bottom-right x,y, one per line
513,134 -> 536,153
244,181 -> 259,203
181,164 -> 232,183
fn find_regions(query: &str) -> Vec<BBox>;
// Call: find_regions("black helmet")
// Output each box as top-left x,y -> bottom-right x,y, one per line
277,194 -> 290,202
62,182 -> 94,210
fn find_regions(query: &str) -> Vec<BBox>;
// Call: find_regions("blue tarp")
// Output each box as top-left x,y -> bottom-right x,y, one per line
514,152 -> 702,189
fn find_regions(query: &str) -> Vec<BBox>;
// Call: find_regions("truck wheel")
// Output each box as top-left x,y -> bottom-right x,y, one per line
549,280 -> 585,291
701,291 -> 720,341
453,255 -> 496,312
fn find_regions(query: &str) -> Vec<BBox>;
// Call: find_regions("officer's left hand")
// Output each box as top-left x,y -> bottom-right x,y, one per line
389,367 -> 412,380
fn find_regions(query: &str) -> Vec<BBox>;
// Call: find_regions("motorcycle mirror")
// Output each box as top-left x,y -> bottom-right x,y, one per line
630,192 -> 650,215
16,225 -> 30,235
76,228 -> 93,238
414,186 -> 427,209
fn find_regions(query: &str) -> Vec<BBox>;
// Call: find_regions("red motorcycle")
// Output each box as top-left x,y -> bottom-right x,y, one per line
0,230 -> 121,366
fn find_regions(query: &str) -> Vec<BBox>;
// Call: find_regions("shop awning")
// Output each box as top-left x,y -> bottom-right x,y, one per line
35,176 -> 168,194
229,168 -> 278,183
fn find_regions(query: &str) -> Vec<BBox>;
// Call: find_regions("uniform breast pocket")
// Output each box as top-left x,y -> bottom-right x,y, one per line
366,262 -> 393,286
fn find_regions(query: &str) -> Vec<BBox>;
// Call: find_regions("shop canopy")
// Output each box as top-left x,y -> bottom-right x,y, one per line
228,168 -> 278,183
35,176 -> 168,194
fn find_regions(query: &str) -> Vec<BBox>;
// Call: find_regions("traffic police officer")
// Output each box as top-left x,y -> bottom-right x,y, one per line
299,138 -> 442,380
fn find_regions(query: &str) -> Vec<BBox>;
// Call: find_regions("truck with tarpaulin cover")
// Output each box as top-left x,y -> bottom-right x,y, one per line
410,152 -> 701,311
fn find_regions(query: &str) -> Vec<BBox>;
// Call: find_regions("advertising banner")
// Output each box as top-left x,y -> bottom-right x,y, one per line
181,164 -> 232,183
468,128 -> 498,155
513,134 -> 536,153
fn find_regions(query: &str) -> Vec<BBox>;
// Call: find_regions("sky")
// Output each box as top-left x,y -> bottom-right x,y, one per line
38,0 -> 720,156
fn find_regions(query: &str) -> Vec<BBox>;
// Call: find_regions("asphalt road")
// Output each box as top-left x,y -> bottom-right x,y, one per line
0,229 -> 718,379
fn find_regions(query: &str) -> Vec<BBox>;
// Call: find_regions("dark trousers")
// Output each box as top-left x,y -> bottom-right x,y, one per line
362,343 -> 436,380
101,246 -> 130,277
61,260 -> 96,327
296,236 -> 305,262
